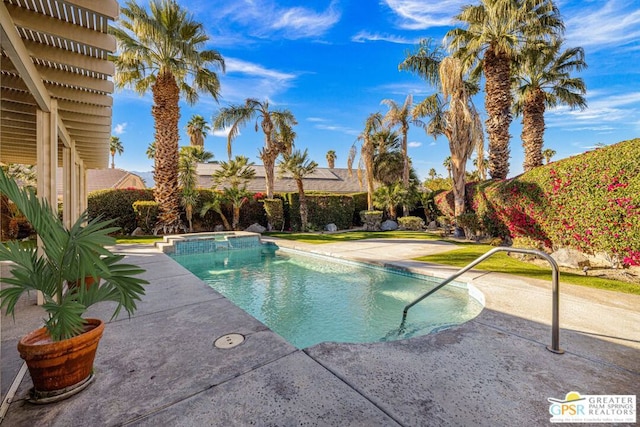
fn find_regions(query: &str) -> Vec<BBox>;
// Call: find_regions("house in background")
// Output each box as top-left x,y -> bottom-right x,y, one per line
196,164 -> 364,194
56,168 -> 146,198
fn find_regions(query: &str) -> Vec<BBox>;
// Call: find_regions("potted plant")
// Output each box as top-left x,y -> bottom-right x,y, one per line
0,170 -> 147,402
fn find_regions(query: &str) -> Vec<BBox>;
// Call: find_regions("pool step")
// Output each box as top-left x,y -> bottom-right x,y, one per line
155,231 -> 263,255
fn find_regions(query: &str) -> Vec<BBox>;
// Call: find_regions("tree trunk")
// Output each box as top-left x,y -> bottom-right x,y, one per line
297,180 -> 308,231
111,155 -> 115,169
522,88 -> 546,171
363,139 -> 375,210
484,47 -> 512,180
152,72 -> 184,234
232,205 -> 240,230
401,123 -> 410,216
451,156 -> 466,218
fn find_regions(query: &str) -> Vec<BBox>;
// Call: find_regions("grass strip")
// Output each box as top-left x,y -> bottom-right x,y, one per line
415,243 -> 640,295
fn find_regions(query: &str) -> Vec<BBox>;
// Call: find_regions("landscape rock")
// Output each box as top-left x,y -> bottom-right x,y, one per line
325,223 -> 338,232
214,224 -> 226,232
245,223 -> 266,233
130,227 -> 145,236
551,247 -> 590,269
380,220 -> 398,231
427,221 -> 438,230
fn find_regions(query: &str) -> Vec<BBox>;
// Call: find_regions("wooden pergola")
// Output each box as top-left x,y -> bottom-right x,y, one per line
0,0 -> 118,226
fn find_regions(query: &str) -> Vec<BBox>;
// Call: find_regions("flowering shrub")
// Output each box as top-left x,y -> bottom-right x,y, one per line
434,138 -> 640,265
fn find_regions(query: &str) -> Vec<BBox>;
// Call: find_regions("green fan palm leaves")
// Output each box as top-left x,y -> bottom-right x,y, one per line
212,98 -> 297,198
279,149 -> 318,231
111,0 -> 225,233
186,114 -> 210,148
513,39 -> 587,171
446,0 -> 564,179
0,170 -> 147,341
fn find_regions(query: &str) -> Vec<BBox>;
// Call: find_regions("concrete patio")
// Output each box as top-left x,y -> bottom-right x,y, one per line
1,237 -> 638,426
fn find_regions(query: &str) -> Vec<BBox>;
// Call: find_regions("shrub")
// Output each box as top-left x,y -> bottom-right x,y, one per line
132,201 -> 159,234
263,198 -> 284,231
398,216 -> 424,231
456,212 -> 482,240
88,188 -> 154,234
434,138 -> 640,265
360,210 -> 383,231
284,192 -> 354,231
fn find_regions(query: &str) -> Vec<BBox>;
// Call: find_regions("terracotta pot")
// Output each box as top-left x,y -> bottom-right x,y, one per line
17,318 -> 105,393
67,276 -> 99,290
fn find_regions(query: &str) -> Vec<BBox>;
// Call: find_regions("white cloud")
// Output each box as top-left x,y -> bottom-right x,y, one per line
218,0 -> 340,40
351,31 -> 416,44
408,141 -> 422,148
272,2 -> 341,39
113,122 -> 127,135
547,91 -> 640,130
217,58 -> 299,103
382,0 -> 465,30
565,0 -> 640,50
212,126 -> 234,138
225,58 -> 297,81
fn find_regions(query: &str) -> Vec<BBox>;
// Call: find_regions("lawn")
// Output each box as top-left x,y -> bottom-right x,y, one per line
415,243 -> 640,295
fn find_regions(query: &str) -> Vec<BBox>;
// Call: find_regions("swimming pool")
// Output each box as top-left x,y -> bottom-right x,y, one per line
172,245 -> 484,348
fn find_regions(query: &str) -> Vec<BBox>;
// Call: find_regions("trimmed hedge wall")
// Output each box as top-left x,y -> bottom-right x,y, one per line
88,188 -> 154,234
283,192 -> 356,231
87,188 -> 362,234
434,138 -> 640,265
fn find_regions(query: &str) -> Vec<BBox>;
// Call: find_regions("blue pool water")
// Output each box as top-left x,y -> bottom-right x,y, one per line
172,245 -> 483,348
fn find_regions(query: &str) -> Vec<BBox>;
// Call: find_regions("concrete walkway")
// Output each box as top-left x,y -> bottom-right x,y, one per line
1,238 -> 638,426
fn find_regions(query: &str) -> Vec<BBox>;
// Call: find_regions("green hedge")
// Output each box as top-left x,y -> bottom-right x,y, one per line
88,188 -> 155,234
434,139 -> 640,265
282,192 -> 355,231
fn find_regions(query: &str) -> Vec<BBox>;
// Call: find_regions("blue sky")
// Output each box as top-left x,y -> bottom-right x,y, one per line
111,0 -> 640,180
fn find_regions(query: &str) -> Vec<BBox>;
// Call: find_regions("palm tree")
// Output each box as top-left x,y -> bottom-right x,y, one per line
372,129 -> 403,186
414,57 -> 483,219
279,149 -> 318,231
446,0 -> 564,179
381,94 -> 425,216
514,39 -> 587,171
326,150 -> 337,169
178,147 -> 199,232
111,0 -> 225,234
349,113 -> 383,210
203,155 -> 256,230
212,98 -> 297,199
373,182 -> 407,220
443,156 -> 453,182
542,147 -> 556,164
428,168 -> 438,181
110,136 -> 124,169
186,114 -> 210,148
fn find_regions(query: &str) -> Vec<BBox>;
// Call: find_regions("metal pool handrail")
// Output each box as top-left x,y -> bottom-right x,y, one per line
400,247 -> 564,354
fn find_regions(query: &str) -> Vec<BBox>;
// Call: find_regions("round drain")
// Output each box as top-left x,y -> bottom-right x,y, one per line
214,333 -> 245,349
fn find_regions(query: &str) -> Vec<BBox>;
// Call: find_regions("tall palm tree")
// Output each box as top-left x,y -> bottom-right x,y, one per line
279,149 -> 318,231
381,94 -> 425,216
110,136 -> 124,169
349,113 -> 383,210
415,58 -> 483,219
513,39 -> 587,171
326,150 -> 337,169
111,0 -> 225,233
542,147 -> 556,164
186,114 -> 210,148
428,168 -> 438,181
446,0 -> 564,179
212,98 -> 297,199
